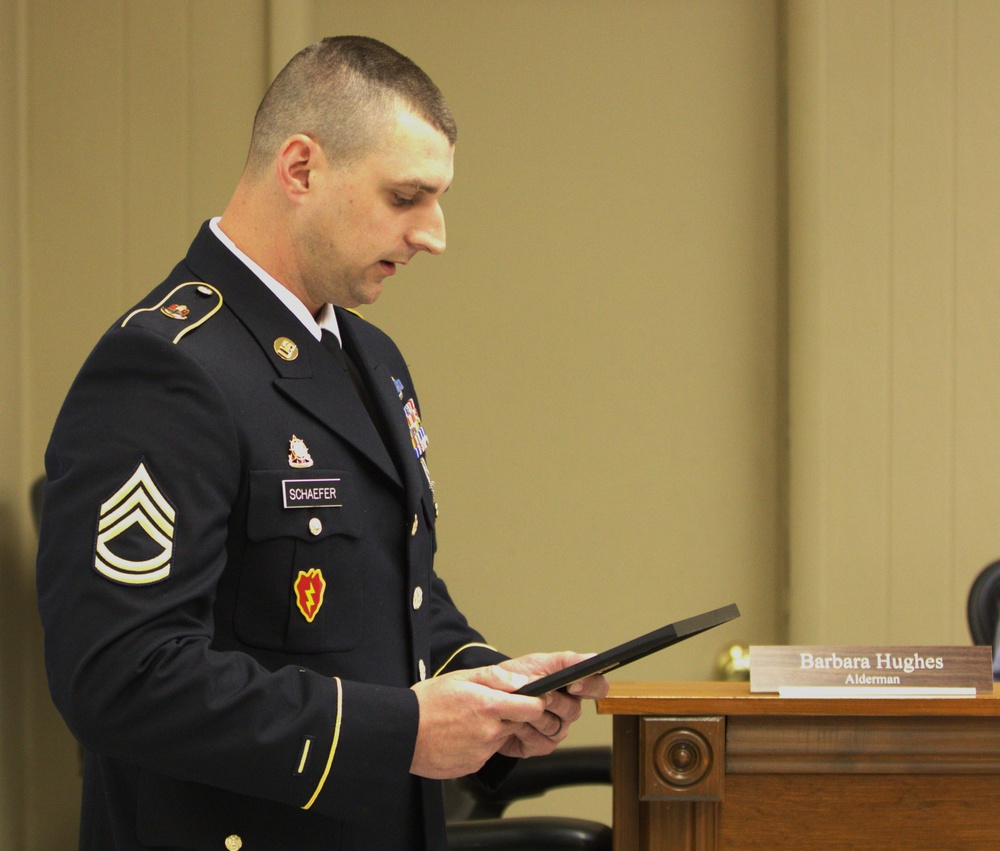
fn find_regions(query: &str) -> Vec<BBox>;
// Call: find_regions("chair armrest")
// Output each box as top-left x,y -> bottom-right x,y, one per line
446,816 -> 612,851
454,745 -> 611,818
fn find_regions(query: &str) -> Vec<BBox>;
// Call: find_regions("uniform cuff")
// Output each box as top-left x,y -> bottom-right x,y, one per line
302,680 -> 419,822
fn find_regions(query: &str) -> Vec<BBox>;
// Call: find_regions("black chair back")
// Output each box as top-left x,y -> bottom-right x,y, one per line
967,559 -> 1000,647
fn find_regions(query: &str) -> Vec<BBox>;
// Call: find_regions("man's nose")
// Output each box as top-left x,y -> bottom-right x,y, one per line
407,204 -> 446,255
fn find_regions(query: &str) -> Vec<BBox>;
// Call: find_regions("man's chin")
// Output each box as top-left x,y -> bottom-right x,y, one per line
336,281 -> 383,309
359,282 -> 384,305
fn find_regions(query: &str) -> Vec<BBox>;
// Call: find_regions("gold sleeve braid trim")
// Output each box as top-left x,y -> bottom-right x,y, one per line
301,676 -> 343,810
432,643 -> 498,679
121,282 -> 223,344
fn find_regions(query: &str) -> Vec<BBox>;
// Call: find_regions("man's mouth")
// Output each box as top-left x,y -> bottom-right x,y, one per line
378,260 -> 397,276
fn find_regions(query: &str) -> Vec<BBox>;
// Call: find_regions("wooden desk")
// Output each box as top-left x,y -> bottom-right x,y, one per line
598,681 -> 1000,850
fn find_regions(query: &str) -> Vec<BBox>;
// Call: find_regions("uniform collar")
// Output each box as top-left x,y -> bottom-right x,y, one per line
208,217 -> 341,346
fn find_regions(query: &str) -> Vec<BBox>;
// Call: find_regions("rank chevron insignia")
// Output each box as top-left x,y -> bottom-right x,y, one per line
94,462 -> 176,585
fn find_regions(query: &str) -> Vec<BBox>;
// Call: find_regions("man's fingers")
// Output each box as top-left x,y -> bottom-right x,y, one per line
543,690 -> 582,725
567,673 -> 610,700
465,664 -> 532,694
539,710 -> 565,739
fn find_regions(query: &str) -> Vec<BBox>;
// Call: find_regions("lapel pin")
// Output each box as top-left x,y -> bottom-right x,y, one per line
274,337 -> 299,361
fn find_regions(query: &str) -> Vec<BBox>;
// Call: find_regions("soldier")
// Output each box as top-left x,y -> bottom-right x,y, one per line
37,36 -> 606,850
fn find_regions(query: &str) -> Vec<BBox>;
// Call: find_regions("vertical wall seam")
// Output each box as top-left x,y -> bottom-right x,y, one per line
121,0 -> 129,308
819,0 -> 830,639
16,0 -> 31,506
775,0 -> 791,643
185,0 -> 193,231
950,0 -> 959,638
886,0 -> 896,639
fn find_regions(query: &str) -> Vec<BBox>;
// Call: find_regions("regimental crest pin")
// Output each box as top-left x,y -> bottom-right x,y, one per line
288,435 -> 314,468
160,303 -> 190,320
294,568 -> 326,622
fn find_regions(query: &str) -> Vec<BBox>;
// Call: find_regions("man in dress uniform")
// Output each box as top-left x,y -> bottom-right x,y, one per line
36,36 -> 607,850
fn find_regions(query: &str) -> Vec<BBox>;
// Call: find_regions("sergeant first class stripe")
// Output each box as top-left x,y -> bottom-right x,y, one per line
302,677 -> 343,811
95,462 -> 176,585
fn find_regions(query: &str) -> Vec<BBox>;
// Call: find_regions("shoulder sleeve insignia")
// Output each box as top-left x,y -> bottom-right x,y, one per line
294,568 -> 327,622
94,461 -> 176,585
121,282 -> 223,344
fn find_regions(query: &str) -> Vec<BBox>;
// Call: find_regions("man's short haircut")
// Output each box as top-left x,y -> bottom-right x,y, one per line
245,35 -> 456,176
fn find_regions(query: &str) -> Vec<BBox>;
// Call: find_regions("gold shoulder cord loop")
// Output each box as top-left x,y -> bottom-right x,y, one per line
121,283 -> 223,344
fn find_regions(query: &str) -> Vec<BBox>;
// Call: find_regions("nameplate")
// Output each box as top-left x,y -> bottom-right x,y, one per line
750,645 -> 994,695
282,478 -> 343,509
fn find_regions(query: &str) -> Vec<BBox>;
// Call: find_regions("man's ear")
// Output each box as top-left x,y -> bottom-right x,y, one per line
275,134 -> 321,202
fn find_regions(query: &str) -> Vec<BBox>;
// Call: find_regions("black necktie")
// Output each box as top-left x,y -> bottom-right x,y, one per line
321,329 -> 384,438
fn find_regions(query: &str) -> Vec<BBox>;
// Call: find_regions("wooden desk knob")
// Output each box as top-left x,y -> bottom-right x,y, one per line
640,716 -> 724,801
654,728 -> 711,786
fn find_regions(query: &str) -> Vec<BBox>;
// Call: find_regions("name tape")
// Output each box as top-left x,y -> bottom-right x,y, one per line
282,478 -> 343,509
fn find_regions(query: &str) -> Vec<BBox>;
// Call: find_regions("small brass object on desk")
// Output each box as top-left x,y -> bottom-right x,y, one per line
715,642 -> 750,682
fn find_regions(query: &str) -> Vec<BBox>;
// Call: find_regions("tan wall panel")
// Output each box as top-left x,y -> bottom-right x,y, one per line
822,0 -> 894,641
122,1 -> 193,299
954,0 -> 1000,619
889,1 -> 957,641
786,0 -> 831,639
789,0 -> 1000,646
186,3 -> 268,233
26,0 -> 128,467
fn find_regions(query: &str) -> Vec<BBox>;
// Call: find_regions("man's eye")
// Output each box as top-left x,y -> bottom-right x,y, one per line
392,193 -> 416,207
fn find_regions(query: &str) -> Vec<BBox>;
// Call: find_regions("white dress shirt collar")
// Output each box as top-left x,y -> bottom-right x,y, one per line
209,217 -> 341,345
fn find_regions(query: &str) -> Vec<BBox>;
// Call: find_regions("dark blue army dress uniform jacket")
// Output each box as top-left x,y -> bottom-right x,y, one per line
36,222 -> 509,850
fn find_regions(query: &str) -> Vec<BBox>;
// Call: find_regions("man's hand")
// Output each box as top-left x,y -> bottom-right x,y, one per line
409,665 -> 547,779
496,652 -> 609,757
409,652 -> 609,778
